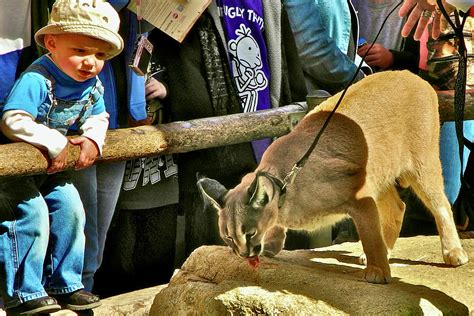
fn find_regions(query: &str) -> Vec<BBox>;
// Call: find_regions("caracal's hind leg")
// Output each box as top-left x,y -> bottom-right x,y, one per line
377,185 -> 406,255
349,197 -> 391,284
360,185 -> 406,265
410,159 -> 468,266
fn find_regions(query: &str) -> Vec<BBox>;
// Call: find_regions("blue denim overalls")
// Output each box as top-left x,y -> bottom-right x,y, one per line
0,64 -> 103,308
30,64 -> 104,135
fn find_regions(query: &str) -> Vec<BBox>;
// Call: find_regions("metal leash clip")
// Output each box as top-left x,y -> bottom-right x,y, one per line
281,163 -> 302,191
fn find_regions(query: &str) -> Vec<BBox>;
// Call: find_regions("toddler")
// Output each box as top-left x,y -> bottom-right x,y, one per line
0,0 -> 123,314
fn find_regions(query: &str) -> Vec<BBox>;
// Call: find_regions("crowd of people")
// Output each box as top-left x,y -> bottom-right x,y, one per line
0,0 -> 471,314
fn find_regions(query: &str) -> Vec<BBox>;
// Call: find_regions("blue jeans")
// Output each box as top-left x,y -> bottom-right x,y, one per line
440,120 -> 474,204
0,172 -> 85,308
71,161 -> 125,291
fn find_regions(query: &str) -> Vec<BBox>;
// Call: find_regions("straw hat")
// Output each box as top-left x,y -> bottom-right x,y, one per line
35,0 -> 124,59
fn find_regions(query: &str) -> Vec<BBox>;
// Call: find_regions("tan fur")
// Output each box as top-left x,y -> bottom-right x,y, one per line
198,70 -> 468,284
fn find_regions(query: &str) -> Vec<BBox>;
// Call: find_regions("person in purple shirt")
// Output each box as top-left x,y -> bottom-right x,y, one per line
149,0 -> 306,258
218,0 -> 272,162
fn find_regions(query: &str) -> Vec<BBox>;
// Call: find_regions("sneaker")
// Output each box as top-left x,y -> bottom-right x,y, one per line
6,296 -> 61,315
51,290 -> 101,311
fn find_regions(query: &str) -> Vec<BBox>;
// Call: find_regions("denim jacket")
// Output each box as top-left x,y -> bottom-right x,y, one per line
283,0 -> 366,95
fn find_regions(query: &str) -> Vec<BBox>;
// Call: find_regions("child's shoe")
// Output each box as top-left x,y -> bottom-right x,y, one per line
51,290 -> 101,311
6,296 -> 61,315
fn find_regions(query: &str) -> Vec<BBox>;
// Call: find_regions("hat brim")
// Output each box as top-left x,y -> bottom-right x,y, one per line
35,23 -> 124,59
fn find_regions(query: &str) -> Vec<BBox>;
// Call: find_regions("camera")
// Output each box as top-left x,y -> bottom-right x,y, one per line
129,34 -> 154,76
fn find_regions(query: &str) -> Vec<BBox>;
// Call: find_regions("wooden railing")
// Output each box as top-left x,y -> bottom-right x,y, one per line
0,90 -> 472,177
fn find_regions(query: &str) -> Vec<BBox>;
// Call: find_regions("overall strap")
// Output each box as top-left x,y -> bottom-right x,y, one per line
90,76 -> 104,104
25,63 -> 56,105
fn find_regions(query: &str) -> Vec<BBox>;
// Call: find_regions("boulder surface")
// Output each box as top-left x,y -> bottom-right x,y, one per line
150,236 -> 474,315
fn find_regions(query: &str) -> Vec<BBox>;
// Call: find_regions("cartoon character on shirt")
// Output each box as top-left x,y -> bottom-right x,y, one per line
228,24 -> 268,113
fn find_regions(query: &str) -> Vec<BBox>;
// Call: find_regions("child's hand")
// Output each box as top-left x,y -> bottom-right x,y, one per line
69,136 -> 99,169
357,43 -> 393,69
47,146 -> 68,174
145,77 -> 167,101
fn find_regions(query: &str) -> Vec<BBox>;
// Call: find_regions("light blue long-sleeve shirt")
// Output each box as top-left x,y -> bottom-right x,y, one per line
282,0 -> 365,95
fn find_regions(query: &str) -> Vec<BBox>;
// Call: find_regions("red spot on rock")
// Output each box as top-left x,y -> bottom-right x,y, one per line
247,256 -> 260,268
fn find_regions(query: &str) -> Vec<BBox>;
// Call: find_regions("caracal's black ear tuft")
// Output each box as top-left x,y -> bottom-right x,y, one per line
248,174 -> 270,210
196,176 -> 228,211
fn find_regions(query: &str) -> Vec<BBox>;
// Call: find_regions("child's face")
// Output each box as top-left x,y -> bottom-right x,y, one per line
44,33 -> 110,82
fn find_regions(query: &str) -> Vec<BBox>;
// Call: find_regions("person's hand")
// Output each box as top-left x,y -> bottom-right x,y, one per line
358,44 -> 394,69
128,77 -> 168,127
399,0 -> 444,40
128,115 -> 154,126
69,136 -> 99,169
145,77 -> 167,101
47,145 -> 68,174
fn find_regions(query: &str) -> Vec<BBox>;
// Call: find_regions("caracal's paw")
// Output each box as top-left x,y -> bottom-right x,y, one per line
364,265 -> 391,284
262,226 -> 286,258
443,247 -> 469,267
359,253 -> 367,265
263,249 -> 277,258
262,241 -> 283,258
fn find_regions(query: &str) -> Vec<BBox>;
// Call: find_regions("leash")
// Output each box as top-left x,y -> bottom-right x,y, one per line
250,1 -> 404,208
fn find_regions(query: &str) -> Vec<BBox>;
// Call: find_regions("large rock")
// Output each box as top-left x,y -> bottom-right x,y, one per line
150,236 -> 474,315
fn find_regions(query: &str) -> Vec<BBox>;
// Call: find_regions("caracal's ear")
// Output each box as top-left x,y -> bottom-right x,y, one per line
196,173 -> 228,211
248,174 -> 273,210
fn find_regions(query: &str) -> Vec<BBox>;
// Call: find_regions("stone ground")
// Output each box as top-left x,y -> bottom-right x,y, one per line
0,285 -> 166,316
0,234 -> 472,315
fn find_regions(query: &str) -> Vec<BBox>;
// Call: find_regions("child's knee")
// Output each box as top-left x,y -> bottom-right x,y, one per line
50,183 -> 86,227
